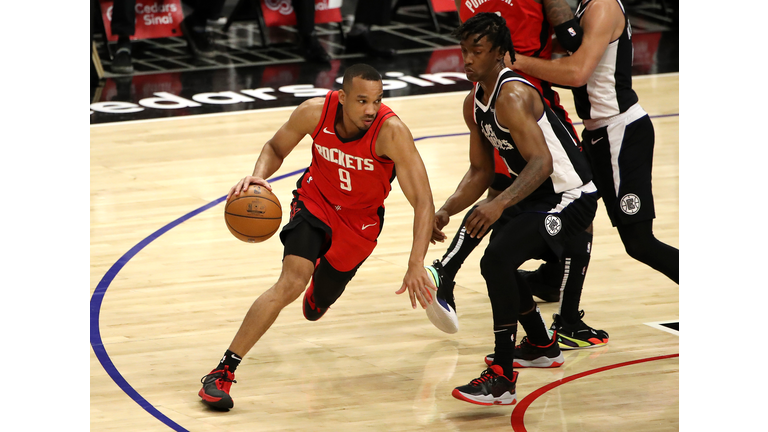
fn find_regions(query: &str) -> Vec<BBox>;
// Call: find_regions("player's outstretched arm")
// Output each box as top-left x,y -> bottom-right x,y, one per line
511,0 -> 624,87
376,116 -> 437,310
435,91 -> 495,236
228,97 -> 324,200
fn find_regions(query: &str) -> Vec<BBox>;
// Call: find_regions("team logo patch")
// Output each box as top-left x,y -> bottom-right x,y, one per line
545,215 -> 562,236
620,193 -> 641,215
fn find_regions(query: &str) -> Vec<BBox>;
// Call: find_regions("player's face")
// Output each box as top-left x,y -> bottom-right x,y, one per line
459,34 -> 501,82
340,77 -> 383,131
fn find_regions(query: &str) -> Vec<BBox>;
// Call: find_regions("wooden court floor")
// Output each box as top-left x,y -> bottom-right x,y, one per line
90,73 -> 679,431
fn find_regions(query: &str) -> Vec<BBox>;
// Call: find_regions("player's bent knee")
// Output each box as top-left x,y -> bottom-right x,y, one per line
273,276 -> 310,305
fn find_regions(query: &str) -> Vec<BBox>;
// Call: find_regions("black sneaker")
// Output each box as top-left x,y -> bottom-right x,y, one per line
551,311 -> 609,350
513,333 -> 565,368
302,281 -> 328,321
451,365 -> 517,406
111,47 -> 133,75
484,331 -> 564,368
180,20 -> 217,58
424,260 -> 459,333
198,366 -> 236,410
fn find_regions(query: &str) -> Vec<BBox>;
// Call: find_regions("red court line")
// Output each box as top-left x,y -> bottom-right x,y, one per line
510,353 -> 679,431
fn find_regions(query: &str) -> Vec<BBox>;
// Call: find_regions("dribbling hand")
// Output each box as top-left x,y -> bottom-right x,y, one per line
227,176 -> 272,201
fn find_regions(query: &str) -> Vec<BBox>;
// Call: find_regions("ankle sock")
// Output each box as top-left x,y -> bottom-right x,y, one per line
217,350 -> 242,373
518,306 -> 551,346
492,323 -> 516,376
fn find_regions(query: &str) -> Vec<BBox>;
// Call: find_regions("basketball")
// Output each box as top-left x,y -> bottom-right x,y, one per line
224,184 -> 282,243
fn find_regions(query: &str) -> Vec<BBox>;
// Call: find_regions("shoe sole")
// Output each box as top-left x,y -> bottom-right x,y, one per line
451,388 -> 516,405
424,267 -> 459,334
484,354 -> 565,368
111,67 -> 133,75
513,352 -> 565,368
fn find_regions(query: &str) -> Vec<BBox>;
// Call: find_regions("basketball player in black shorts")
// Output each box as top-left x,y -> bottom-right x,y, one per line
441,13 -> 598,405
427,0 -> 607,352
511,0 -> 679,287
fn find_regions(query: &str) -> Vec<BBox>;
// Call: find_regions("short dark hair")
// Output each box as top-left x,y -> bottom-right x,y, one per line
342,64 -> 382,92
452,12 -> 515,64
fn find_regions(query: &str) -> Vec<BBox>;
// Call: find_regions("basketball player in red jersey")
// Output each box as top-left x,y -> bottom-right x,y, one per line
426,0 -> 608,353
197,64 -> 437,411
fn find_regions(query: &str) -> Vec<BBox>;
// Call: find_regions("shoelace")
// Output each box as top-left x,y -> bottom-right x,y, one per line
469,368 -> 499,386
201,370 -> 237,385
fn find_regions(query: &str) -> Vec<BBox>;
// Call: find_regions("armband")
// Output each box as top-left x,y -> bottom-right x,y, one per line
554,18 -> 583,55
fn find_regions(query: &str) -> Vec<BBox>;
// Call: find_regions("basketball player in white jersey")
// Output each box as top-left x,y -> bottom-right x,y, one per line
511,0 -> 679,295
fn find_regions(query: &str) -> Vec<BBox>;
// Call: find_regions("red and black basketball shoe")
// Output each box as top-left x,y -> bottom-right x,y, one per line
451,365 -> 517,406
303,281 -> 328,321
199,366 -> 236,410
484,332 -> 565,368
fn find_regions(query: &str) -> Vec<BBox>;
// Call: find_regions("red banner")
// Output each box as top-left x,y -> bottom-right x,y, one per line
99,0 -> 185,42
261,0 -> 342,27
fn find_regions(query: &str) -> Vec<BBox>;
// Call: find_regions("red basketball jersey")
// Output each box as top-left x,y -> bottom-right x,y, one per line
461,0 -> 579,141
459,0 -> 553,60
298,91 -> 397,212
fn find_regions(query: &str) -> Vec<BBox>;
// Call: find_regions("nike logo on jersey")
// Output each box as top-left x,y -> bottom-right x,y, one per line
323,127 -> 335,135
362,223 -> 378,230
591,137 -> 604,144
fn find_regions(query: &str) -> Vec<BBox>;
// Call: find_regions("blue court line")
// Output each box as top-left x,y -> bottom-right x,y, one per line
90,168 -> 305,432
90,111 -> 679,431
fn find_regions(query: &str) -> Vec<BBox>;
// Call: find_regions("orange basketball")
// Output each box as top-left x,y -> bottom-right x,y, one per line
224,185 -> 282,243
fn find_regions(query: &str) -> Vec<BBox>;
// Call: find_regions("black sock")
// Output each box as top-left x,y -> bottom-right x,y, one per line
117,35 -> 131,51
492,323 -> 516,377
518,305 -> 550,346
217,350 -> 242,373
559,229 -> 592,323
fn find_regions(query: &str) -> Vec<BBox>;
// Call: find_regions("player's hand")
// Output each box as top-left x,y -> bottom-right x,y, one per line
227,176 -> 272,201
395,263 -> 435,309
431,209 -> 451,244
465,200 -> 504,239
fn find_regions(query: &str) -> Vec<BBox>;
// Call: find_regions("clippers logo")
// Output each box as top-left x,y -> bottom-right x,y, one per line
545,215 -> 562,236
620,193 -> 641,215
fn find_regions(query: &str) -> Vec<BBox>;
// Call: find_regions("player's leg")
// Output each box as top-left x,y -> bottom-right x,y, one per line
303,257 -> 363,321
617,220 -> 679,283
429,171 -> 511,311
199,219 -> 325,410
452,213 -> 549,405
585,113 -> 679,284
429,204 -> 484,310
549,226 -> 609,349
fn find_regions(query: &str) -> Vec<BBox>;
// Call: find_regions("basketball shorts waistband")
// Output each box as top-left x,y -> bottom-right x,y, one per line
583,103 -> 647,131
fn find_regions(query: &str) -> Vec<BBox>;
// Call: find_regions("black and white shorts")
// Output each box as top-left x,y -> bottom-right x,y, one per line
581,103 -> 656,227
